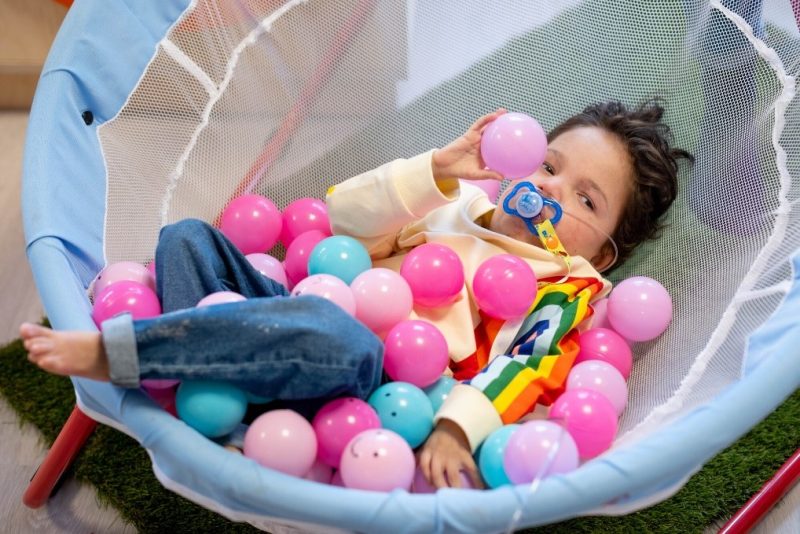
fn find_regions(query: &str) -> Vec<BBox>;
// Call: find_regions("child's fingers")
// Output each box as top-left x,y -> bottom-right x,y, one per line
446,462 -> 463,488
474,169 -> 505,182
463,458 -> 485,489
430,456 -> 449,489
417,449 -> 432,482
469,108 -> 507,133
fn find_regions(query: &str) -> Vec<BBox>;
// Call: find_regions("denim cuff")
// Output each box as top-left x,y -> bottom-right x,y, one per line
101,313 -> 141,388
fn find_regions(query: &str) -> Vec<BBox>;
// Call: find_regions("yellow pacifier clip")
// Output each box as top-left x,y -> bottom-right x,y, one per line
535,219 -> 572,272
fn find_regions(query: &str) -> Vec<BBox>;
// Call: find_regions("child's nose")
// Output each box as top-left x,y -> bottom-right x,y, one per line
536,179 -> 563,202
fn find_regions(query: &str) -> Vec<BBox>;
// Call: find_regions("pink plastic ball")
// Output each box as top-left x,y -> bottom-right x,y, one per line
291,274 -> 356,316
280,197 -> 331,247
304,459 -> 334,484
566,360 -> 628,416
246,253 -> 288,288
330,470 -> 345,487
472,254 -> 538,320
93,261 -> 155,296
399,243 -> 465,308
503,420 -> 579,484
548,388 -> 618,459
92,280 -> 162,326
143,384 -> 178,417
243,409 -> 318,477
219,194 -> 282,255
312,397 -> 382,468
411,467 -> 474,493
339,429 -> 415,492
590,298 -> 611,329
196,291 -> 246,307
141,379 -> 180,389
383,320 -> 449,387
350,268 -> 413,335
608,276 -> 673,341
462,179 -> 501,203
284,230 -> 327,285
575,328 -> 633,380
480,113 -> 548,179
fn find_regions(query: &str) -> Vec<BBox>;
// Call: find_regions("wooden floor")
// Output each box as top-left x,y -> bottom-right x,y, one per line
0,110 -> 797,533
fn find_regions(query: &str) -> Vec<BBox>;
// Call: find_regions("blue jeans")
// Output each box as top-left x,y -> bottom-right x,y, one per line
102,219 -> 384,402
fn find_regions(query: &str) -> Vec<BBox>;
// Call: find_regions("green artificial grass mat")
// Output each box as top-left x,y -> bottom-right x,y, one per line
1,333 -> 798,533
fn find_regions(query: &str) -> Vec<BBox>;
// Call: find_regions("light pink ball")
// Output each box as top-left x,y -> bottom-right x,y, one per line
339,429 -> 415,492
575,328 -> 633,380
548,388 -> 618,459
480,112 -> 548,179
146,260 -> 157,283
503,420 -> 579,484
463,179 -> 501,203
280,197 -> 331,247
566,360 -> 628,416
243,409 -> 317,477
350,268 -> 413,335
291,274 -> 356,316
92,280 -> 162,326
196,291 -> 246,307
284,230 -> 328,285
472,254 -> 538,320
93,261 -> 155,296
383,320 -> 449,387
607,276 -> 672,342
590,298 -> 611,329
220,194 -> 282,255
400,243 -> 465,308
312,397 -> 381,468
304,459 -> 334,484
246,253 -> 288,288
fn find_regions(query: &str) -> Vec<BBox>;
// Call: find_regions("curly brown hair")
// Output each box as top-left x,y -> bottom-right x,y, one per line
548,99 -> 694,269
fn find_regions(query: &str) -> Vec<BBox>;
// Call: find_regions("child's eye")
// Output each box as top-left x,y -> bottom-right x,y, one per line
542,162 -> 555,175
579,193 -> 595,211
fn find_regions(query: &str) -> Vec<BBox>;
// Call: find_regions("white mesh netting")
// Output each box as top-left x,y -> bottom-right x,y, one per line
98,0 -> 798,478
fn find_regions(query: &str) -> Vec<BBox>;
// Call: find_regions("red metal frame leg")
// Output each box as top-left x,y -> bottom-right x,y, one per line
719,447 -> 800,533
22,405 -> 98,508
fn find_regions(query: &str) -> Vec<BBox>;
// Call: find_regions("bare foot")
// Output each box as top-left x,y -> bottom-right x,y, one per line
19,322 -> 110,382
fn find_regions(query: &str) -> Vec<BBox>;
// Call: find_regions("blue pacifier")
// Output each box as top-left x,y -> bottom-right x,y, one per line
502,181 -> 563,236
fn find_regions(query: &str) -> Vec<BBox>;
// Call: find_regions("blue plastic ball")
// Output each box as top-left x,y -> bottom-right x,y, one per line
479,424 -> 520,488
368,382 -> 434,448
422,376 -> 457,413
307,235 -> 372,285
176,380 -> 248,438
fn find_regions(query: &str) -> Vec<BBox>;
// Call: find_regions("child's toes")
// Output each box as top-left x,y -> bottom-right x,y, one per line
20,322 -> 49,339
25,339 -> 54,358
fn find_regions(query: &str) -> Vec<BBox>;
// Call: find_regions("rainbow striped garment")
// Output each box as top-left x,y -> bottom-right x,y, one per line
451,276 -> 604,424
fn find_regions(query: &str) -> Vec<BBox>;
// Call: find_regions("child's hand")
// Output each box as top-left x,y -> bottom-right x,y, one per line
432,109 -> 507,184
417,419 -> 485,489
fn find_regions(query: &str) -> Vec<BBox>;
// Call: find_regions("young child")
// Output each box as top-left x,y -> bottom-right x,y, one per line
20,100 -> 692,490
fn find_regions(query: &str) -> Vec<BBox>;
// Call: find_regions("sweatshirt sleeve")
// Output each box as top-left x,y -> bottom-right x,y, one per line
325,150 -> 458,260
434,276 -> 606,452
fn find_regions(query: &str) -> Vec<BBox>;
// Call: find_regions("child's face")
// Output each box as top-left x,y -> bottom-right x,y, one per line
489,126 -> 634,268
